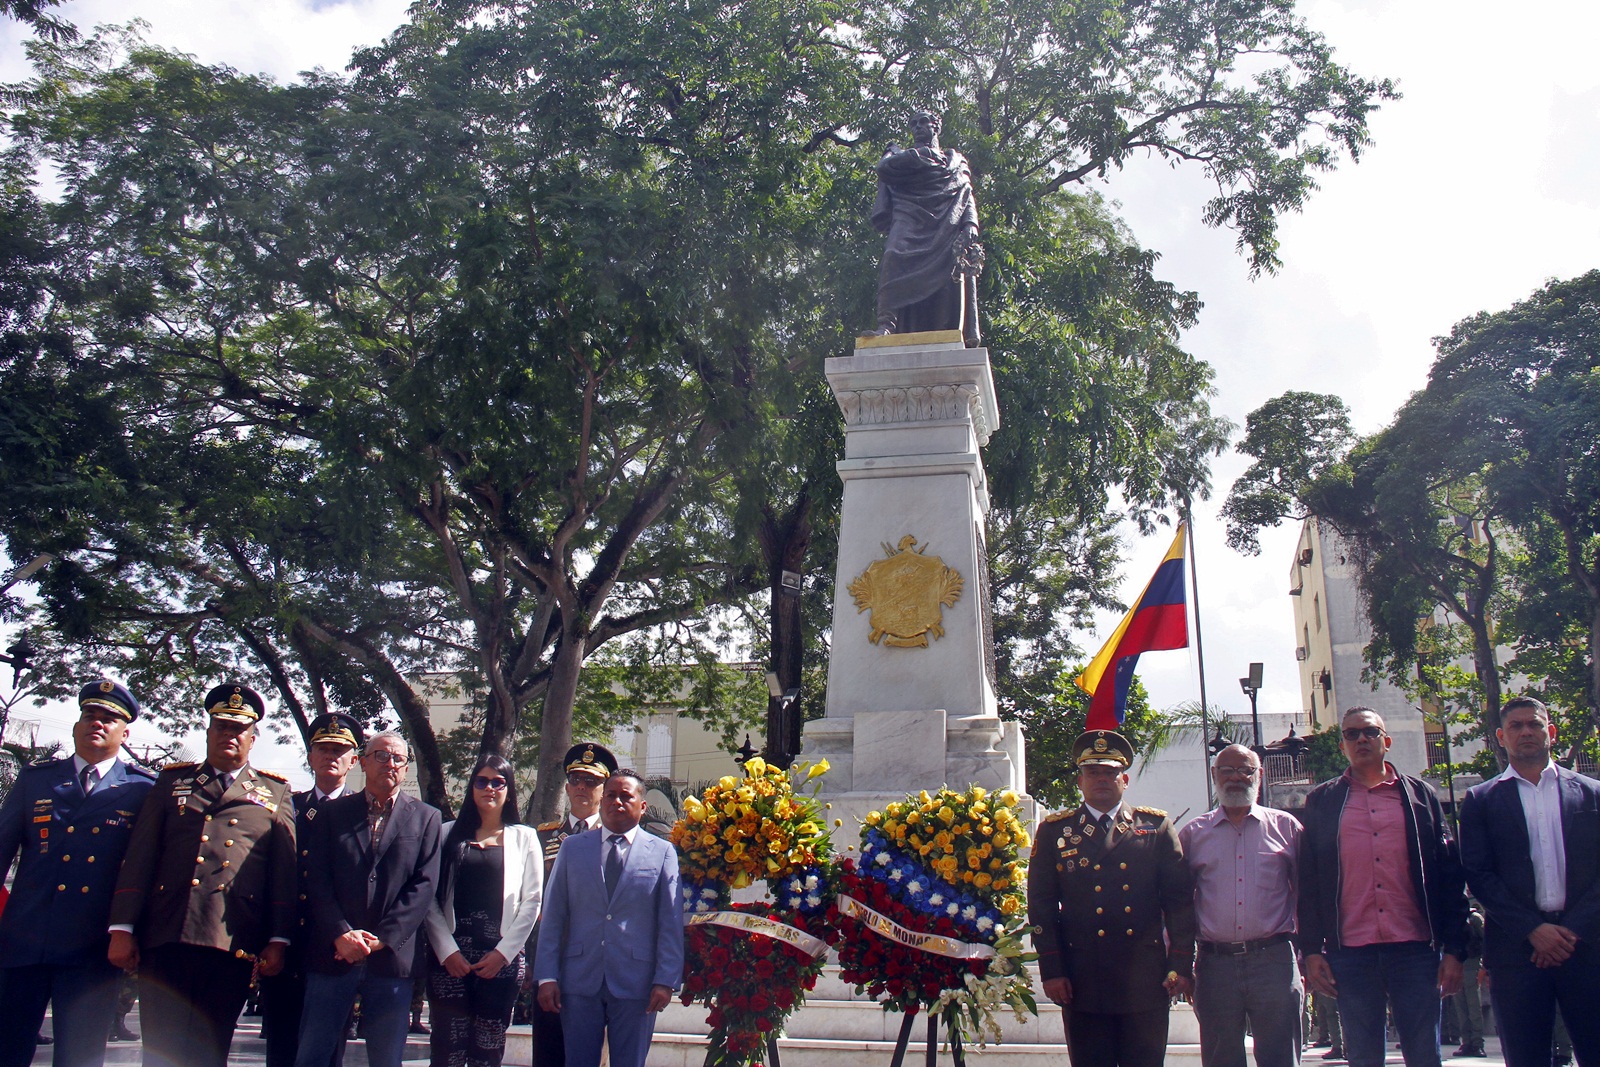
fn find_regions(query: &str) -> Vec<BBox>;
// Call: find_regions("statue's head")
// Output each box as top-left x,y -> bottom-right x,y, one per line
910,110 -> 942,144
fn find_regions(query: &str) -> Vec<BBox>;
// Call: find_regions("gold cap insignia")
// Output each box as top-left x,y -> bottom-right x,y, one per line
99,681 -> 114,693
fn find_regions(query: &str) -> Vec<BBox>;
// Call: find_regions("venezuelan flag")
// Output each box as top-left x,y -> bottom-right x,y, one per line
1075,524 -> 1190,730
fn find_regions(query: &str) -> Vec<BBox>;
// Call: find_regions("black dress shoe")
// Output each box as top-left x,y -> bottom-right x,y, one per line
110,1023 -> 138,1042
409,1019 -> 431,1035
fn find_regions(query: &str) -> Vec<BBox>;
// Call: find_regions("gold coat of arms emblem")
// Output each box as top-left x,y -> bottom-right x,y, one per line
847,535 -> 965,648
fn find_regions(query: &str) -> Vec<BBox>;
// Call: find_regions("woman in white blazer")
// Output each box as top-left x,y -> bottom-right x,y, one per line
425,754 -> 543,1067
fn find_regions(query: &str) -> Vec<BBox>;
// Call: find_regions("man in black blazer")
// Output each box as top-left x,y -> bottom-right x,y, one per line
293,730 -> 441,1067
1459,697 -> 1600,1067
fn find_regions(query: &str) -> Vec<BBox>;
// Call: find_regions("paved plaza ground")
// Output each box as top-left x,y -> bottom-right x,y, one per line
25,1003 -> 1512,1067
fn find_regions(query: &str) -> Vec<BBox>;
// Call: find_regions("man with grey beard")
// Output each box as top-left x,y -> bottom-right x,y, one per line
1180,745 -> 1305,1067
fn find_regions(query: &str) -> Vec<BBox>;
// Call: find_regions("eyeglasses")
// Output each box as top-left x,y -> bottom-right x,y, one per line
1342,726 -> 1384,741
567,774 -> 602,788
367,751 -> 409,766
473,776 -> 508,791
1214,766 -> 1258,778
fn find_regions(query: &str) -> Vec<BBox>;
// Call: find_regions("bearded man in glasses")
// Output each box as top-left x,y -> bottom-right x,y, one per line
295,731 -> 441,1067
1298,707 -> 1469,1067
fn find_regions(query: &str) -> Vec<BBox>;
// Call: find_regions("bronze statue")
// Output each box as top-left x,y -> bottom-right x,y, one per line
870,110 -> 983,346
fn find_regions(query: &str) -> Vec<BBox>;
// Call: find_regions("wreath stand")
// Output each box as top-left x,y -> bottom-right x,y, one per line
887,1006 -> 967,1067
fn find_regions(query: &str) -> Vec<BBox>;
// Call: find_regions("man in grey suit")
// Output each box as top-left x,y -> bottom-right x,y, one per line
535,769 -> 683,1067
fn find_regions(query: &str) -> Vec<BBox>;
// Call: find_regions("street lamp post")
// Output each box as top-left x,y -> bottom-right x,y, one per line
1239,662 -> 1264,750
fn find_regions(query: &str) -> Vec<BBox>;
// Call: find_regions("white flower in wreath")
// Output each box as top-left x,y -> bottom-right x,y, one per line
962,905 -> 978,921
888,867 -> 904,881
906,880 -> 924,895
976,916 -> 995,933
805,874 -> 820,890
946,903 -> 960,916
874,852 -> 891,867
928,893 -> 944,907
805,894 -> 822,908
701,887 -> 719,899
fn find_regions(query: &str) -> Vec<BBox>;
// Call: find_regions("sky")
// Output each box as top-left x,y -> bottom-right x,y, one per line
2,0 -> 1598,782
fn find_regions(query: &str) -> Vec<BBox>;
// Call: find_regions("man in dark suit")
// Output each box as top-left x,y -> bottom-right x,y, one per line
261,711 -> 364,1067
1028,729 -> 1196,1067
1459,696 -> 1600,1067
294,729 -> 441,1067
527,741 -> 617,1066
0,680 -> 157,1067
535,768 -> 683,1067
106,682 -> 298,1067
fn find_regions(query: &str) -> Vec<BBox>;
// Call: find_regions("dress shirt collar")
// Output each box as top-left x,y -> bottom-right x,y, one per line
566,812 -> 598,833
605,824 -> 640,845
314,785 -> 347,803
1083,803 -> 1120,823
365,788 -> 398,815
72,753 -> 120,780
1344,761 -> 1401,789
1499,760 -> 1558,787
202,765 -> 240,791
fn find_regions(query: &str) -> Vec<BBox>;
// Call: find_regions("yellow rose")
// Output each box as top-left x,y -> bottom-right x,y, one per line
718,776 -> 738,790
938,806 -> 956,826
1016,829 -> 1031,848
865,811 -> 883,826
974,873 -> 993,888
1000,895 -> 1021,915
971,786 -> 988,800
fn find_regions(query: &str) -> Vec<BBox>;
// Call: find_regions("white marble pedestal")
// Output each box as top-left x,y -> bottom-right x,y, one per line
802,332 -> 1030,831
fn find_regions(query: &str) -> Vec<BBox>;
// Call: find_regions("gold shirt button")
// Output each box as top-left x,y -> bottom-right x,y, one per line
192,878 -> 201,886
302,850 -> 310,857
66,826 -> 75,834
1093,864 -> 1101,871
1126,906 -> 1133,913
91,827 -> 100,834
225,840 -> 234,847
82,886 -> 90,893
62,854 -> 70,861
229,819 -> 239,826
1094,885 -> 1102,893
1126,928 -> 1134,936
1096,907 -> 1103,915
56,884 -> 65,891
196,856 -> 204,863
204,816 -> 213,822
1097,930 -> 1106,937
300,894 -> 307,901
1120,862 -> 1128,870
201,836 -> 209,842
87,856 -> 95,863
1123,884 -> 1131,891
221,860 -> 230,868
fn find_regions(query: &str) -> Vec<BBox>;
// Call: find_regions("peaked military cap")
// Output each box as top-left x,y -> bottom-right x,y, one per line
205,682 -> 264,725
564,741 -> 617,780
78,678 -> 140,722
307,711 -> 363,749
1073,729 -> 1134,769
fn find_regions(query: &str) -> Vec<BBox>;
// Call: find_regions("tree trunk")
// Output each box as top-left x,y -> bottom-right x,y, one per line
1470,620 -> 1507,770
758,494 -> 812,768
532,624 -> 586,821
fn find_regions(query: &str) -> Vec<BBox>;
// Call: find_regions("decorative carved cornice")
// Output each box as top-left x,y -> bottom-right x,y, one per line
835,384 -> 991,444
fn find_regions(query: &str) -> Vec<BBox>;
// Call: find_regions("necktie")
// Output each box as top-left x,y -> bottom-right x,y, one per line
605,834 -> 626,896
80,765 -> 98,796
1097,812 -> 1112,837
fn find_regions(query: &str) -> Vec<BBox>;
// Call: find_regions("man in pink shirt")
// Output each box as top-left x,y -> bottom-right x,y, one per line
1180,744 -> 1303,1067
1298,707 -> 1468,1067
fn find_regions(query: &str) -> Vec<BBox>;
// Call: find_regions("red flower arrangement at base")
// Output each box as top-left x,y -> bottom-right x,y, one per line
669,758 -> 840,1067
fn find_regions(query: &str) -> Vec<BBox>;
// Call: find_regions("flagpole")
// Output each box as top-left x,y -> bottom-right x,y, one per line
1184,500 -> 1214,807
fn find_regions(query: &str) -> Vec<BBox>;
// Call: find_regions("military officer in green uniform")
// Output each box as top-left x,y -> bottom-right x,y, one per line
527,741 -> 616,1066
1028,729 -> 1196,1067
107,682 -> 297,1067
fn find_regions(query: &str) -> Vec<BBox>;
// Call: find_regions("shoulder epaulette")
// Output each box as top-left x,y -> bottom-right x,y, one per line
1042,809 -> 1072,823
537,820 -> 562,831
256,769 -> 289,783
161,761 -> 197,773
1133,805 -> 1168,817
127,764 -> 158,779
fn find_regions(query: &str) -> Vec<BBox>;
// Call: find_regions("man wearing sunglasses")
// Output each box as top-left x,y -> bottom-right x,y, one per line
1298,707 -> 1469,1067
295,731 -> 441,1067
526,742 -> 618,1066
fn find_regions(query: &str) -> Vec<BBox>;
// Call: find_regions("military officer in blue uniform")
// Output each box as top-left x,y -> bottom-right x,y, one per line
108,681 -> 298,1067
262,710 -> 365,1067
0,679 -> 158,1067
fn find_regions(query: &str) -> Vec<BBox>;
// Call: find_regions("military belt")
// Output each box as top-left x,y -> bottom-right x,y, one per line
1198,932 -> 1292,956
